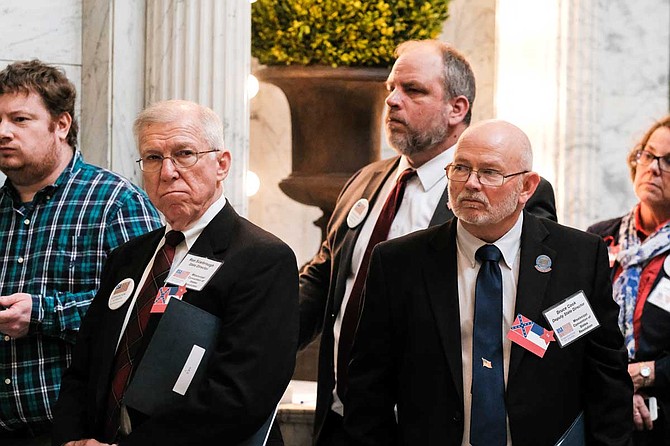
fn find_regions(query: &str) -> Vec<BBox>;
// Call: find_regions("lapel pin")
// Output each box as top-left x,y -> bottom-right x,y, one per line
482,358 -> 492,369
534,254 -> 552,273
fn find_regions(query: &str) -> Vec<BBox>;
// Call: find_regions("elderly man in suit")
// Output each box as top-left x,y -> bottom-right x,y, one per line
343,119 -> 633,446
52,100 -> 298,446
299,40 -> 557,445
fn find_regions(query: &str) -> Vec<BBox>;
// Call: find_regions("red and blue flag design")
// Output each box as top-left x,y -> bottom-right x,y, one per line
506,313 -> 554,358
150,285 -> 187,314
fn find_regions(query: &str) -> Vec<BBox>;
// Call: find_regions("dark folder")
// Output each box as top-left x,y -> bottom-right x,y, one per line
124,298 -> 221,415
123,298 -> 276,446
555,411 -> 585,446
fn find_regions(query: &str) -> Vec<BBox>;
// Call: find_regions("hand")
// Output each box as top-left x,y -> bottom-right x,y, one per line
0,293 -> 33,338
633,393 -> 654,431
63,440 -> 117,446
628,361 -> 655,391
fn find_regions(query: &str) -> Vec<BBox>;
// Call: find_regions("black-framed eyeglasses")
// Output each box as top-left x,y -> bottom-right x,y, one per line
136,149 -> 220,172
635,149 -> 670,173
445,163 -> 529,187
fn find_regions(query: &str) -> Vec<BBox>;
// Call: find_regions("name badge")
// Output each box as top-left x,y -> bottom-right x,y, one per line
647,277 -> 670,313
542,290 -> 600,347
166,254 -> 223,291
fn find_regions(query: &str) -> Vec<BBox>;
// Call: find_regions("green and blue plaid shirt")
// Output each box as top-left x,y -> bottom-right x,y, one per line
0,152 -> 161,433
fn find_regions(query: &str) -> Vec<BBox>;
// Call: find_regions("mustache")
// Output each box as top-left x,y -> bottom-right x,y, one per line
455,191 -> 489,205
386,113 -> 407,125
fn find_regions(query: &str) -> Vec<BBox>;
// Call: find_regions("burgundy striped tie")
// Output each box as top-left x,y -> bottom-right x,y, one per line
337,168 -> 416,399
103,230 -> 184,441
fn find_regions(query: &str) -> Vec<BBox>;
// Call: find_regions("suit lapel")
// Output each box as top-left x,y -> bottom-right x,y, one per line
423,220 -> 464,403
508,212 -> 556,379
95,229 -> 165,409
332,158 -> 399,311
429,184 -> 454,226
190,203 -> 236,259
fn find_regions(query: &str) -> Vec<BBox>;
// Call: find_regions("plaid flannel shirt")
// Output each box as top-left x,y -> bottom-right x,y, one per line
0,152 -> 161,433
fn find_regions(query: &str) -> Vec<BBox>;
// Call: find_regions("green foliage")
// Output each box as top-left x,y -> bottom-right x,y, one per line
252,0 -> 450,67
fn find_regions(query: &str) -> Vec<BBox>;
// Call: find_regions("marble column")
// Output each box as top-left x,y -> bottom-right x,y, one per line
145,0 -> 250,213
81,0 -> 145,183
495,0 -> 669,228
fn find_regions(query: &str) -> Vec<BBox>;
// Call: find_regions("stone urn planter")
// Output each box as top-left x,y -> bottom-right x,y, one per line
256,66 -> 389,237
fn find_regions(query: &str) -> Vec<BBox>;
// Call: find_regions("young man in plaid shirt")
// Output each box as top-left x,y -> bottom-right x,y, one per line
0,60 -> 162,446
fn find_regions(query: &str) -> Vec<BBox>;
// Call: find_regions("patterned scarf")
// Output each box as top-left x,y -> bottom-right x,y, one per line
613,205 -> 670,359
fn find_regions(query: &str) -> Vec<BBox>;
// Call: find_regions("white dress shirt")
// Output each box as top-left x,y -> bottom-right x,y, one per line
456,213 -> 523,446
331,147 -> 454,414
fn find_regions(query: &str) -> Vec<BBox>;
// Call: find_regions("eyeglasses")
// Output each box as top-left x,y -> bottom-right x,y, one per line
136,149 -> 220,172
445,163 -> 529,187
635,149 -> 670,173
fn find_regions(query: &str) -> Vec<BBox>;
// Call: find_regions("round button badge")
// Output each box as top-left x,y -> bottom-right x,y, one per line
108,278 -> 135,310
347,198 -> 370,229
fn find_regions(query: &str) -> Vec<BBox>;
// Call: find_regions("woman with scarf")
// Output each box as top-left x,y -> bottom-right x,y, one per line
588,114 -> 670,446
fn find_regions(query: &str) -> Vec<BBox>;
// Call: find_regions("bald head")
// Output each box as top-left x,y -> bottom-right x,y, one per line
448,119 -> 540,242
457,119 -> 533,172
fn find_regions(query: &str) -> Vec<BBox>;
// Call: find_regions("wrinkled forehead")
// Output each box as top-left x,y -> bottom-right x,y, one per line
138,119 -> 204,152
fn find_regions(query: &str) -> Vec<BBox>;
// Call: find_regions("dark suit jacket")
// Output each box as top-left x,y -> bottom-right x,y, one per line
588,216 -> 670,445
52,204 -> 299,446
343,212 -> 633,446
299,155 -> 557,442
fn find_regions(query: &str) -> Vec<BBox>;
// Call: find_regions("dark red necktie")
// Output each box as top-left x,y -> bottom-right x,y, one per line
103,230 -> 184,442
337,168 -> 416,399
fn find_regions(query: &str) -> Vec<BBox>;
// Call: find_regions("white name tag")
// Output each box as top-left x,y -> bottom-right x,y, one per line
167,254 -> 223,291
172,345 -> 206,396
542,290 -> 600,347
647,277 -> 670,313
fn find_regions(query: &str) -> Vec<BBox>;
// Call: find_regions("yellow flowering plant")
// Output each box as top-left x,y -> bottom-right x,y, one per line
252,0 -> 451,67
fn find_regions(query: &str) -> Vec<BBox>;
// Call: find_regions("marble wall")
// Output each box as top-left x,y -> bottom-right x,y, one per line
495,0 -> 669,228
588,0 -> 669,225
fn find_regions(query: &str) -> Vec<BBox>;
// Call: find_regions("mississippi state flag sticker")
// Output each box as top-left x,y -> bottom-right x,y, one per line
150,285 -> 187,314
506,313 -> 555,358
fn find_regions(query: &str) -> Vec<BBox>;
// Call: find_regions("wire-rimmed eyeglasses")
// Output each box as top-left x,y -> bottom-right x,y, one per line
136,149 -> 220,172
445,163 -> 529,187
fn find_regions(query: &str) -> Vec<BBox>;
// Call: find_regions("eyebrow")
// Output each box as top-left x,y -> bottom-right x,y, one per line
644,144 -> 670,157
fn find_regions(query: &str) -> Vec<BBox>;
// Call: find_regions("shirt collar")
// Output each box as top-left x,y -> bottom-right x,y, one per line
398,144 -> 455,192
165,193 -> 227,251
456,212 -> 524,270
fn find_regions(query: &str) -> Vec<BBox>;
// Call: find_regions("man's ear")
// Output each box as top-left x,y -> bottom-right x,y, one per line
446,95 -> 470,126
518,172 -> 541,206
53,112 -> 72,143
217,151 -> 232,182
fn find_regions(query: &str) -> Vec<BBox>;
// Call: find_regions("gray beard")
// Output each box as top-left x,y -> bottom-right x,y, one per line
387,123 -> 449,157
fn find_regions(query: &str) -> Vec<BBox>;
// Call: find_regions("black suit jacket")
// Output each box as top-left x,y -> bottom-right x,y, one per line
299,155 -> 557,442
53,204 -> 299,446
344,212 -> 633,446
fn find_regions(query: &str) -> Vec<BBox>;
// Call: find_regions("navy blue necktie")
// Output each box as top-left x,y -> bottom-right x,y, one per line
470,244 -> 506,446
